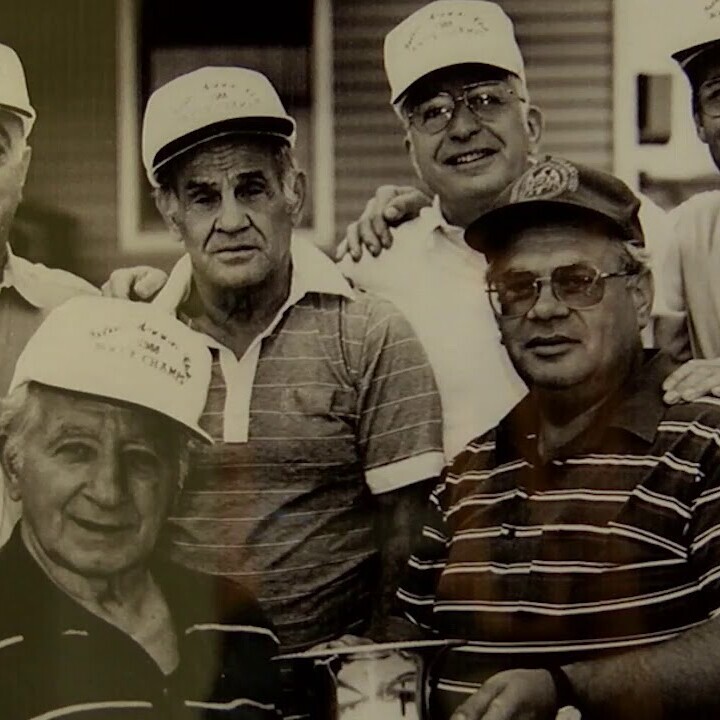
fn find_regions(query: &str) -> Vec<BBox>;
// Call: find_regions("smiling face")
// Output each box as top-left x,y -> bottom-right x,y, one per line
157,137 -> 304,295
402,64 -> 542,227
488,224 -> 653,396
4,387 -> 182,579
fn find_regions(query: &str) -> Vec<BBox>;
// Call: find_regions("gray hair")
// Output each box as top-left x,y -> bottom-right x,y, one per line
0,384 -> 43,475
614,240 -> 652,275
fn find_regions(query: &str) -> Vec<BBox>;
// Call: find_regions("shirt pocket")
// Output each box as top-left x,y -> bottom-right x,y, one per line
271,385 -> 357,439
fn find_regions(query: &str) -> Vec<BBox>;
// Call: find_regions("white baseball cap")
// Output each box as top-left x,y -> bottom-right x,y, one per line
384,0 -> 526,105
0,44 -> 36,138
142,66 -> 297,187
9,297 -> 213,444
670,0 -> 720,70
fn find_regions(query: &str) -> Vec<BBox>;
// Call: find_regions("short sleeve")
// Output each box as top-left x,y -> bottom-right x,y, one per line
352,294 -> 444,494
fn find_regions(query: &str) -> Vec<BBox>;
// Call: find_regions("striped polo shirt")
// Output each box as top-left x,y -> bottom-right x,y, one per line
158,238 -> 444,651
0,527 -> 280,719
397,351 -> 720,707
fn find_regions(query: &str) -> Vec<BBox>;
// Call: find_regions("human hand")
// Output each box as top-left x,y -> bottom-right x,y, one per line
337,185 -> 431,262
451,669 -> 557,720
101,266 -> 169,301
662,359 -> 720,404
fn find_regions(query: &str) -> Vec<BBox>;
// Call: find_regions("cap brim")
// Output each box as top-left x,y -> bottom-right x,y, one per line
465,199 -> 639,256
15,378 -> 214,445
152,115 -> 296,177
672,39 -> 720,69
0,102 -> 34,120
391,61 -> 525,105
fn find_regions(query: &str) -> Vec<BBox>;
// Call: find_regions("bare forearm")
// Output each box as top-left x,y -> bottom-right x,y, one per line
566,618 -> 720,719
369,479 -> 434,640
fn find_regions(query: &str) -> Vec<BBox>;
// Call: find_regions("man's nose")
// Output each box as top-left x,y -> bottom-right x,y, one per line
216,193 -> 250,233
85,455 -> 125,508
527,280 -> 571,321
446,100 -> 482,141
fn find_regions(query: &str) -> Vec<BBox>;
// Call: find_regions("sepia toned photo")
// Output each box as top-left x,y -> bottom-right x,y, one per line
0,1 -> 719,718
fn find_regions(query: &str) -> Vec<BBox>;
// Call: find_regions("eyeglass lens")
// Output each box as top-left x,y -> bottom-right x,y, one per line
489,264 -> 606,317
411,84 -> 515,134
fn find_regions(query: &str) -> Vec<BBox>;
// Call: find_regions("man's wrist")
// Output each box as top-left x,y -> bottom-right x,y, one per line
548,665 -> 580,710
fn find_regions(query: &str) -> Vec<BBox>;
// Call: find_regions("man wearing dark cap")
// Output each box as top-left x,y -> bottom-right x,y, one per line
398,158 -> 720,720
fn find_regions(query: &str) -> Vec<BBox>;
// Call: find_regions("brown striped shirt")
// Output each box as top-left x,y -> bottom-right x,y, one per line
398,351 -> 720,707
164,238 -> 445,651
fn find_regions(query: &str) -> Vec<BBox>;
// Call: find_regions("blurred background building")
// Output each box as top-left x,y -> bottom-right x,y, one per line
0,0 -> 715,285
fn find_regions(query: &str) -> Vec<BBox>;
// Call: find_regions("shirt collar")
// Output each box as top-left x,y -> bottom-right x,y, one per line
497,350 -> 677,462
420,196 -> 467,248
0,247 -> 50,308
160,236 -> 354,350
287,233 -> 355,303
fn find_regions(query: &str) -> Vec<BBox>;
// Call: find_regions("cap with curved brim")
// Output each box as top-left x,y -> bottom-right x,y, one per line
384,0 -> 526,105
9,296 -> 215,446
466,199 -> 639,257
27,382 -> 214,445
464,157 -> 644,257
672,39 -> 720,70
151,115 -> 296,178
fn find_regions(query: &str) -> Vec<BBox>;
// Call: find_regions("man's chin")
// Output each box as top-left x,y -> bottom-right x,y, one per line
515,363 -> 587,391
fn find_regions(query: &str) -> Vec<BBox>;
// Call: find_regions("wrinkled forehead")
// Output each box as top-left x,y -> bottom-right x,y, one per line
488,223 -> 622,274
32,384 -> 181,445
403,62 -> 518,106
169,135 -> 281,186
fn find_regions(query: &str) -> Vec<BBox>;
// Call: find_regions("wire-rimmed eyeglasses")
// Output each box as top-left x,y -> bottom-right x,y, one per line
486,263 -> 640,319
407,81 -> 526,135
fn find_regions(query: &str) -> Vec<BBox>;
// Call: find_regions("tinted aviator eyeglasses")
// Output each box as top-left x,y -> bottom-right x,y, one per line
699,78 -> 720,119
486,263 -> 640,319
407,81 -> 526,135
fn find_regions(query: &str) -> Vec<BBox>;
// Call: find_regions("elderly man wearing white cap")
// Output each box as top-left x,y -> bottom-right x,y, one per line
653,1 -> 720,408
139,65 -> 444,715
0,44 -> 96,543
339,0 -> 538,460
0,296 -> 280,719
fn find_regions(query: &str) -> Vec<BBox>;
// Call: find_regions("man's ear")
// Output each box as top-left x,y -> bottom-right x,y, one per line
154,189 -> 184,241
404,133 -> 423,180
18,145 -> 31,190
694,111 -> 709,144
526,105 -> 544,155
1,440 -> 22,502
289,170 -> 307,227
632,268 -> 655,330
